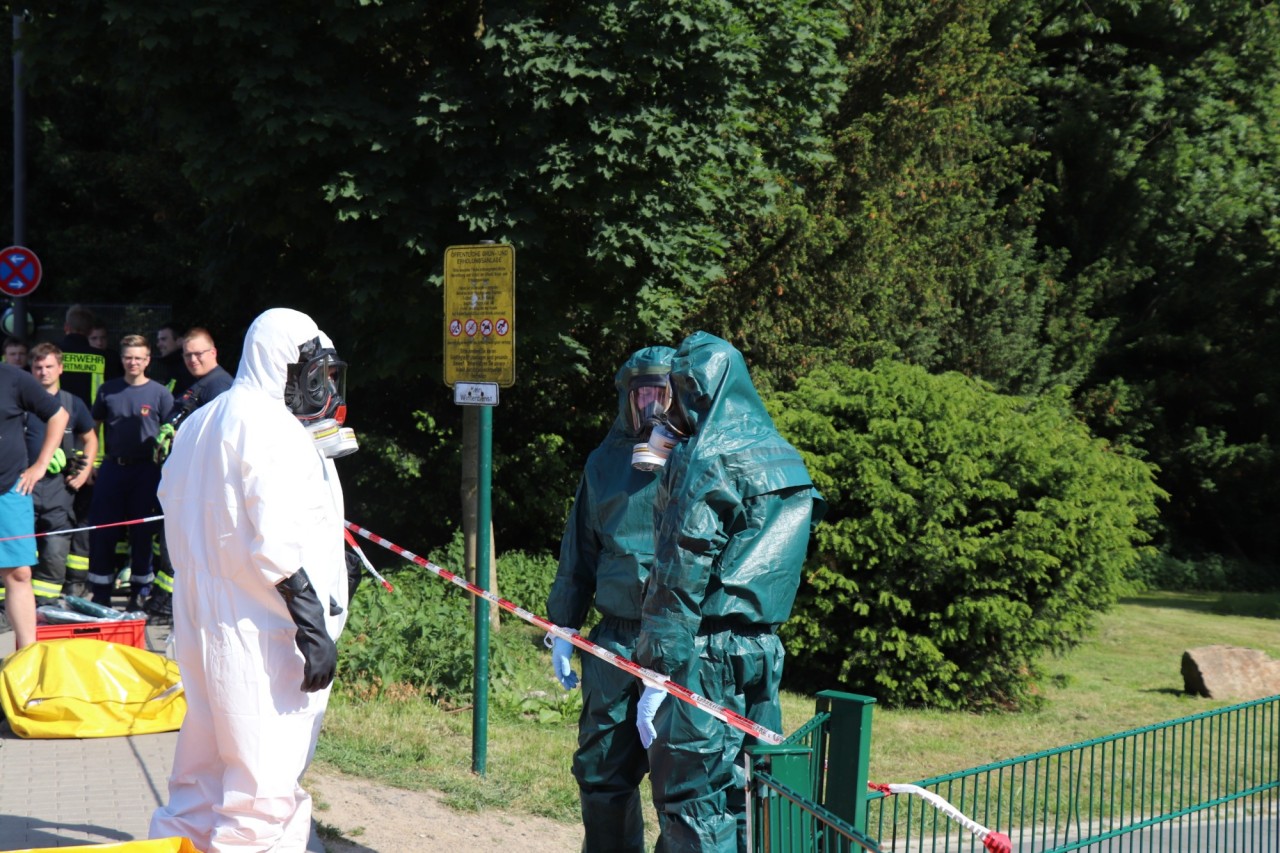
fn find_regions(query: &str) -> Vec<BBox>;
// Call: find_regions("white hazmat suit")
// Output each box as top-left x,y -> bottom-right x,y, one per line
150,308 -> 349,852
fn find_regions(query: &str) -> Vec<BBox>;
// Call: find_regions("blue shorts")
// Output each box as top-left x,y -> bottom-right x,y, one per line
0,486 -> 37,568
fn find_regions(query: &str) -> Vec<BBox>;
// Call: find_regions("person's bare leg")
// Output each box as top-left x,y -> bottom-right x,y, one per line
1,566 -> 37,649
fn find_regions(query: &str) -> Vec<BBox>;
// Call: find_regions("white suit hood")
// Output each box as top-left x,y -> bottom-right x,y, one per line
235,307 -> 321,402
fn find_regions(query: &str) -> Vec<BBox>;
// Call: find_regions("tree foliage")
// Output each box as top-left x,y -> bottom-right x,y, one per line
2,0 -> 1275,575
1026,1 -> 1280,563
694,0 -> 1102,398
775,362 -> 1164,710
11,0 -> 846,552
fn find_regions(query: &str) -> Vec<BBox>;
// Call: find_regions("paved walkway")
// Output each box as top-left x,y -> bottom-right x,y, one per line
0,620 -> 325,852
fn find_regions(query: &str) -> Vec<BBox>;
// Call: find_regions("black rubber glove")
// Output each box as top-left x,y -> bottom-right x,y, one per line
345,549 -> 364,602
276,568 -> 338,692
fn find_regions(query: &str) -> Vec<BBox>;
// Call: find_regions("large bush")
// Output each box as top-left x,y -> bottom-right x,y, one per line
773,361 -> 1164,710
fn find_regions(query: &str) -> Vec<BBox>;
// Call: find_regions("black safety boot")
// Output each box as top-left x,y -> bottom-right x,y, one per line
145,589 -> 174,626
66,573 -> 90,601
126,585 -> 149,614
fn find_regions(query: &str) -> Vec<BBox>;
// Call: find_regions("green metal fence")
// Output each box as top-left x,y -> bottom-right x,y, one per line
748,691 -> 883,852
867,694 -> 1279,852
748,692 -> 1279,853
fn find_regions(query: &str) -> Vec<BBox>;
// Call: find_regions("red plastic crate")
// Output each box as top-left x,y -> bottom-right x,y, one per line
35,618 -> 147,649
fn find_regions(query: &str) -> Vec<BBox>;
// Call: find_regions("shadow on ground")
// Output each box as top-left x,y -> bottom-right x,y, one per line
1119,592 -> 1280,620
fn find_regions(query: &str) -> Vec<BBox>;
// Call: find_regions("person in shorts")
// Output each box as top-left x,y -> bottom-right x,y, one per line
0,361 -> 69,648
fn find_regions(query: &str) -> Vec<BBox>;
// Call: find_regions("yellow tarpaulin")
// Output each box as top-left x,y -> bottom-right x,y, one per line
0,637 -> 185,738
12,837 -> 202,853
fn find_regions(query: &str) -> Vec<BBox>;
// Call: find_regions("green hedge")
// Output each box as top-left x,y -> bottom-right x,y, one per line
773,361 -> 1165,710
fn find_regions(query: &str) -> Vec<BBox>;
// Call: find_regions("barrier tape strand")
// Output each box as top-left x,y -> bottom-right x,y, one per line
342,528 -> 395,593
344,520 -> 786,745
0,514 -> 164,543
868,782 -> 1012,853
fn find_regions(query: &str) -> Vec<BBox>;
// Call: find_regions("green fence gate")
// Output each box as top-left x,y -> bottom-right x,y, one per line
748,692 -> 1280,852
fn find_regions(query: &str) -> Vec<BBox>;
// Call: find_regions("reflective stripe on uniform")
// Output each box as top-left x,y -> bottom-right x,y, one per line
32,578 -> 63,599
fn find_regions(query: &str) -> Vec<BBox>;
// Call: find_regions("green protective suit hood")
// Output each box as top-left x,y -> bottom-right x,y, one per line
670,331 -> 818,498
615,345 -> 678,438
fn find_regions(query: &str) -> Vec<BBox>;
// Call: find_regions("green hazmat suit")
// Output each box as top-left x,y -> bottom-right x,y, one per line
636,331 -> 825,853
547,345 -> 676,853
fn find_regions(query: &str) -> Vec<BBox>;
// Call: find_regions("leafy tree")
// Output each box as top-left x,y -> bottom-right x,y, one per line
694,0 -> 1105,398
775,361 -> 1164,709
12,0 -> 847,552
1026,1 -> 1280,566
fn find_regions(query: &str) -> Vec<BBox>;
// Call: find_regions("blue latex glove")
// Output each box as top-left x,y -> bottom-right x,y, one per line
551,636 -> 579,690
636,685 -> 668,748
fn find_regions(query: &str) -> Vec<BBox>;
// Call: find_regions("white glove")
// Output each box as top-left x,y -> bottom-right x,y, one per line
636,685 -> 668,748
550,636 -> 579,690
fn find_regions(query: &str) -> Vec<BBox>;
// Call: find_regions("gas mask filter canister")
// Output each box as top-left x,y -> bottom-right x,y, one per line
632,422 -> 679,472
307,418 -> 360,459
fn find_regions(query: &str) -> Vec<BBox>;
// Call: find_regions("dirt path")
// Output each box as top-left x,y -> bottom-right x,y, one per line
308,769 -> 582,853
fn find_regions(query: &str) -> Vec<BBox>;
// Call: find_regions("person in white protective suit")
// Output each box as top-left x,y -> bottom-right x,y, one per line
150,308 -> 357,852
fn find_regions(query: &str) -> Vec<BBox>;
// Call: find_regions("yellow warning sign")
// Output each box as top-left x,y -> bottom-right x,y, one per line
443,244 -> 515,387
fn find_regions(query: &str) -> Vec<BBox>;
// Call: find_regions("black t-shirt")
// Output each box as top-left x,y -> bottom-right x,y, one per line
0,363 -> 63,491
167,365 -> 234,428
148,350 -> 191,395
24,390 -> 94,471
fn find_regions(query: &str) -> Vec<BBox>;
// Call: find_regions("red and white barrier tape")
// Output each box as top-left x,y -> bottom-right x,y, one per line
0,514 -> 164,542
344,520 -> 787,746
868,782 -> 1012,853
342,528 -> 395,593
3,511 -> 783,744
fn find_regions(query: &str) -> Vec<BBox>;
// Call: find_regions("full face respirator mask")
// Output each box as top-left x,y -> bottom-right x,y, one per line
628,374 -> 688,472
286,335 -> 360,459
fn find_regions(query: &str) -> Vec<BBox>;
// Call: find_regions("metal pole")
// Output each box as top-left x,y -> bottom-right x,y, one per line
471,403 -> 493,774
11,12 -> 26,339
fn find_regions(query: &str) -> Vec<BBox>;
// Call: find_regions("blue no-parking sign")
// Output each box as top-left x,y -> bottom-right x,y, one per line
0,246 -> 42,297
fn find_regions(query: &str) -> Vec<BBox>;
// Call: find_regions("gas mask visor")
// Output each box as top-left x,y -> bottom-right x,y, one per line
627,374 -> 671,434
285,336 -> 348,426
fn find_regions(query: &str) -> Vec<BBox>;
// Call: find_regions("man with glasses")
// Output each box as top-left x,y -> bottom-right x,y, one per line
147,328 -> 233,622
87,334 -> 173,610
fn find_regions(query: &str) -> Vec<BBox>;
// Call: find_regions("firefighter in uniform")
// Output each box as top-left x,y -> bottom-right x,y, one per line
25,343 -> 98,605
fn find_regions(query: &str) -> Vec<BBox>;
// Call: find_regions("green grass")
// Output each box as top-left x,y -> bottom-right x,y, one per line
314,591 -> 1280,829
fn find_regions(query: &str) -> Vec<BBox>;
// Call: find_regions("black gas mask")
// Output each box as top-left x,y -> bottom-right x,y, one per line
286,335 -> 358,458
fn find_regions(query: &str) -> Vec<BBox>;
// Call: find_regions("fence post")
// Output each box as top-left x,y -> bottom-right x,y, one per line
817,690 -> 876,831
749,744 -> 816,853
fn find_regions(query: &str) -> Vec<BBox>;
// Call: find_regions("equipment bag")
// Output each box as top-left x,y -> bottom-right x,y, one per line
0,638 -> 185,739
